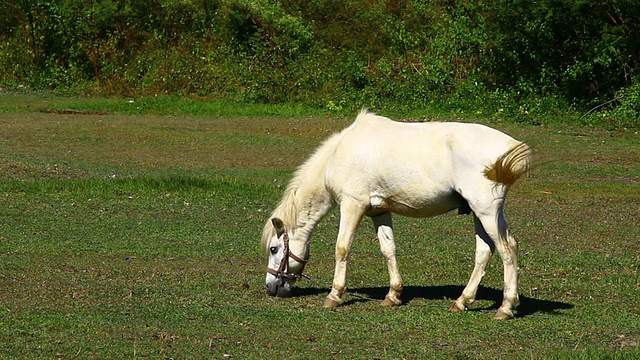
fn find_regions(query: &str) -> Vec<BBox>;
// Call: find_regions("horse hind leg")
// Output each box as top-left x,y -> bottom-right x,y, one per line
372,212 -> 403,306
462,207 -> 520,319
494,226 -> 520,320
451,214 -> 495,312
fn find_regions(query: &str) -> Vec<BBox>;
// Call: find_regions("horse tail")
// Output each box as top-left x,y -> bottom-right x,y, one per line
484,142 -> 531,185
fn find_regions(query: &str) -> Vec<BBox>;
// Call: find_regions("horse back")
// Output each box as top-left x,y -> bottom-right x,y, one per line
323,112 -> 527,215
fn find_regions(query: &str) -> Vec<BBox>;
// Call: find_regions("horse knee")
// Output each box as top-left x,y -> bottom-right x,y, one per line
335,244 -> 349,260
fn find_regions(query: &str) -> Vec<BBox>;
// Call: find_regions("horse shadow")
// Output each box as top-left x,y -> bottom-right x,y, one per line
295,285 -> 573,318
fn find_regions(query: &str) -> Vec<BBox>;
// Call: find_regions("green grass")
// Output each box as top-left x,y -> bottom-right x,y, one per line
1,94 -> 639,359
0,92 -> 328,118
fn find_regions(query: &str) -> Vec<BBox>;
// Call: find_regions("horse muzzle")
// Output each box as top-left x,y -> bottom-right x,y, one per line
265,275 -> 293,297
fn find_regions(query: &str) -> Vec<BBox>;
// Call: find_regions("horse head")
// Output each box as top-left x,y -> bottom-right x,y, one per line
264,218 -> 309,297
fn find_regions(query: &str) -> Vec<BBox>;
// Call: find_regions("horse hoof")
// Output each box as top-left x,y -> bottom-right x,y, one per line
323,298 -> 342,308
493,309 -> 514,320
449,302 -> 465,312
381,297 -> 401,307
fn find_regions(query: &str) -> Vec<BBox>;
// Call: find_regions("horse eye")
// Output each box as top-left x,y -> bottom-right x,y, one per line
269,247 -> 278,254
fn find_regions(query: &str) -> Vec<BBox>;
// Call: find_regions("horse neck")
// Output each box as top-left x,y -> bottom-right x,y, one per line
270,130 -> 344,248
287,181 -> 333,242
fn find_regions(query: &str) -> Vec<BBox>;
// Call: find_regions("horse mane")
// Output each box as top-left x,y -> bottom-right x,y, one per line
260,124 -> 350,251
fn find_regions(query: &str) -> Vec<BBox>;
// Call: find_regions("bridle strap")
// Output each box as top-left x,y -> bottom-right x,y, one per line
267,232 -> 308,280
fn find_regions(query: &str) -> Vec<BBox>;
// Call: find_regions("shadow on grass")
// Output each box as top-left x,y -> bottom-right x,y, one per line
294,285 -> 573,318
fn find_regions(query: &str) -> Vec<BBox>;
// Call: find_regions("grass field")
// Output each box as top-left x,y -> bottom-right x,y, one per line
1,94 -> 639,359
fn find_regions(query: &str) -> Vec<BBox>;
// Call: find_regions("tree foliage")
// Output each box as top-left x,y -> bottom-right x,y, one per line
0,0 -> 638,126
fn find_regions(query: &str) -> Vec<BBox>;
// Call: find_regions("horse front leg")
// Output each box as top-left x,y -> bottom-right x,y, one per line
323,199 -> 366,308
372,212 -> 403,306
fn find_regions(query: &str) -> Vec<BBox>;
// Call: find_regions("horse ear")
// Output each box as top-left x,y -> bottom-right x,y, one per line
271,218 -> 286,238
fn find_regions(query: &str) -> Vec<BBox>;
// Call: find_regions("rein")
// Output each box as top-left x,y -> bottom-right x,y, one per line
266,232 -> 310,281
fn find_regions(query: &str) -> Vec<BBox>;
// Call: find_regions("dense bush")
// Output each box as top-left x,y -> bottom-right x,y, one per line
0,0 -> 638,128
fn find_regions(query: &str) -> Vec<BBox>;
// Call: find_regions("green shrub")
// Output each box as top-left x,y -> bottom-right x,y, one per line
583,82 -> 640,130
0,0 -> 638,128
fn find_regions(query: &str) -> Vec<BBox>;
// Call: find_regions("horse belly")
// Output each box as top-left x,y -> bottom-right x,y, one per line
368,191 -> 462,218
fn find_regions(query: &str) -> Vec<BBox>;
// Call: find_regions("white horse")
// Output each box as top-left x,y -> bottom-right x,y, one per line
262,110 -> 530,319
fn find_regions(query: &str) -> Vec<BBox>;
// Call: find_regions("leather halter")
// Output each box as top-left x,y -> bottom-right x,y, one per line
266,232 -> 309,280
